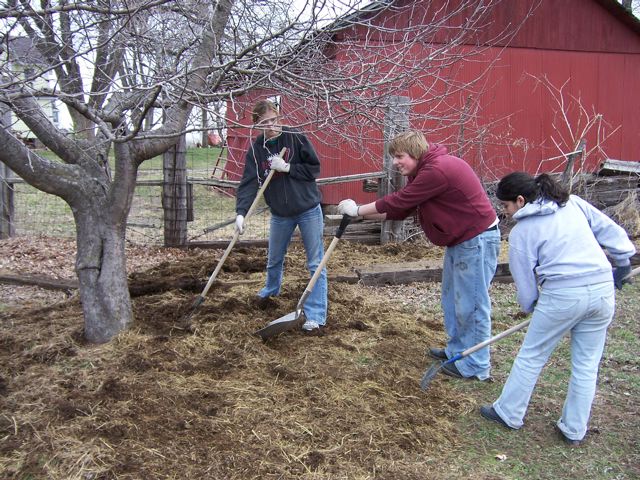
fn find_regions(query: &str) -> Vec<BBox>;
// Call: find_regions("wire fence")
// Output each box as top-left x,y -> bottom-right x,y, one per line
3,148 -> 273,245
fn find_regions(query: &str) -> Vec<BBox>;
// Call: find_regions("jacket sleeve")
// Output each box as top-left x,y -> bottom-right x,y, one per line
377,167 -> 448,219
572,195 -> 636,266
235,148 -> 260,216
508,237 -> 539,313
288,133 -> 320,181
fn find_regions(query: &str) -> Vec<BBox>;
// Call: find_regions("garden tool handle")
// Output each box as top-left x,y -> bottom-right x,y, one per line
295,214 -> 352,311
244,147 -> 285,219
444,266 -> 640,364
448,318 -> 532,363
624,266 -> 640,281
197,148 -> 285,301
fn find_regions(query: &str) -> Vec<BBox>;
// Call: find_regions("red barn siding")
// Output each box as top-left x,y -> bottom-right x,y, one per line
226,0 -> 640,204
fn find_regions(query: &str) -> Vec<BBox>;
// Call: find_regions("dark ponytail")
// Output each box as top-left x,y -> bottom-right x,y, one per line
496,172 -> 570,206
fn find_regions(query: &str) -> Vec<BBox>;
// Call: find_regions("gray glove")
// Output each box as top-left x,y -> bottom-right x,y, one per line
613,264 -> 632,290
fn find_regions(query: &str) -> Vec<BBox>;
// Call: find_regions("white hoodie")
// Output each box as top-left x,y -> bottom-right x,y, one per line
509,195 -> 636,312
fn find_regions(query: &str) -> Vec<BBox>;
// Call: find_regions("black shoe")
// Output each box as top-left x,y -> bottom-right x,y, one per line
480,405 -> 515,430
441,362 -> 491,382
554,425 -> 583,447
254,295 -> 276,310
441,362 -> 464,378
428,347 -> 447,360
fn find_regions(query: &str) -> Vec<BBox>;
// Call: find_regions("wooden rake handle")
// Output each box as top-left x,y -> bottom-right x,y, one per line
452,264 -> 640,362
198,147 -> 285,300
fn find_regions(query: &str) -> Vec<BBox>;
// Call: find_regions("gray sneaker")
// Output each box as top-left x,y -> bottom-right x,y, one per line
302,320 -> 320,331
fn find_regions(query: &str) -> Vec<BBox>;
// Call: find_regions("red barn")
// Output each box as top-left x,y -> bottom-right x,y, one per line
225,0 -> 640,205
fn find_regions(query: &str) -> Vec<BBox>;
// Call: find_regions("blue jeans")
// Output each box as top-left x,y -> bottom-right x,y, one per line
493,281 -> 614,440
442,228 -> 501,379
259,204 -> 327,324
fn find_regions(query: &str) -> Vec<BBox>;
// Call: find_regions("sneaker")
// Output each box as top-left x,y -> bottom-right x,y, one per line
480,405 -> 515,430
302,320 -> 320,331
428,347 -> 447,360
554,425 -> 583,447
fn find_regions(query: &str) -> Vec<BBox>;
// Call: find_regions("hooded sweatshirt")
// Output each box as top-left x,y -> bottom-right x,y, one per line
375,143 -> 497,247
236,127 -> 321,218
509,195 -> 636,313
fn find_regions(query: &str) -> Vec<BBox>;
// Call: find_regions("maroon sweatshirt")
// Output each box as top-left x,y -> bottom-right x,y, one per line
375,144 -> 496,247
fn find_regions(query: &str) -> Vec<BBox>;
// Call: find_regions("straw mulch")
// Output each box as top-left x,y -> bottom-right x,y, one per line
0,240 -> 474,479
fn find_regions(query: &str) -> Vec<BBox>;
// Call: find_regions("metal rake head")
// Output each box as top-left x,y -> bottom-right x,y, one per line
419,361 -> 444,391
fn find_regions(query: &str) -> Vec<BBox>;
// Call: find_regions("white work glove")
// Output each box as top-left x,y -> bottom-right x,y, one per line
337,199 -> 359,217
235,214 -> 245,234
269,154 -> 290,173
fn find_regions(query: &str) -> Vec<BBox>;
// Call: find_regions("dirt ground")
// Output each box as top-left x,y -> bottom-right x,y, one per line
0,235 -> 476,479
2,234 -> 638,479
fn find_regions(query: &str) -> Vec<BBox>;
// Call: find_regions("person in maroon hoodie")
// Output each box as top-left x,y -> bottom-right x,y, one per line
337,130 -> 500,380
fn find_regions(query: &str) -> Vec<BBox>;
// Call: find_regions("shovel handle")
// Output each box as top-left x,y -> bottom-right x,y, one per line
295,214 -> 352,310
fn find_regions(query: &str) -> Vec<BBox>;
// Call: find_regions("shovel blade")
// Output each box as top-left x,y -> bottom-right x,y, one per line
420,361 -> 444,391
255,311 -> 304,341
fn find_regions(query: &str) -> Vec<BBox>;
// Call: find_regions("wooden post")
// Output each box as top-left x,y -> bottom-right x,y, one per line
380,96 -> 410,244
0,161 -> 15,239
201,107 -> 208,147
561,138 -> 586,191
0,106 -> 15,239
163,135 -> 188,247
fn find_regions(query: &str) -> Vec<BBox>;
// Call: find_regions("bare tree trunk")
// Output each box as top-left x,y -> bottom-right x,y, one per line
74,209 -> 132,343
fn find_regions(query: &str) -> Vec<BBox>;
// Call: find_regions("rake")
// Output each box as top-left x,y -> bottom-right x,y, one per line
420,265 -> 640,391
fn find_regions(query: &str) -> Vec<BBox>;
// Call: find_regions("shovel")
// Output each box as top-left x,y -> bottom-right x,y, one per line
254,214 -> 352,341
181,147 -> 285,325
419,265 -> 640,391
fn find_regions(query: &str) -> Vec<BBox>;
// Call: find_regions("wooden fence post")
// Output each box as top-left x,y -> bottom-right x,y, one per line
561,138 -> 586,191
380,96 -> 410,244
163,135 -> 188,247
0,106 -> 15,239
0,161 -> 15,239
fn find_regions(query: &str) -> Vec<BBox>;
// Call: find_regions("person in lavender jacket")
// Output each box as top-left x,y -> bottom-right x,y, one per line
479,172 -> 635,446
338,130 -> 500,380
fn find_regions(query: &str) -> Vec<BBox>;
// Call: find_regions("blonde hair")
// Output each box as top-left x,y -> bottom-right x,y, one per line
252,100 -> 279,124
388,130 -> 429,160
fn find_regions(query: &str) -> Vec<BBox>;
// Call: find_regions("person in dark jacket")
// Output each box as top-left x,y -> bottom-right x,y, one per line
235,99 -> 326,331
338,130 -> 500,379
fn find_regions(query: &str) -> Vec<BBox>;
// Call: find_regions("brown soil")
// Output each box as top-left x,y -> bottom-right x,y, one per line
0,236 -> 469,479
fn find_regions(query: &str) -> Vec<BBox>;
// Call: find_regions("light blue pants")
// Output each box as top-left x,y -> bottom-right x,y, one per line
259,204 -> 327,324
493,281 -> 615,440
442,228 -> 501,380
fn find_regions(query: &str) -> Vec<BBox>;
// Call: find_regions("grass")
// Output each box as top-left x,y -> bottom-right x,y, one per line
428,280 -> 640,479
10,147 -> 259,242
37,146 -> 226,174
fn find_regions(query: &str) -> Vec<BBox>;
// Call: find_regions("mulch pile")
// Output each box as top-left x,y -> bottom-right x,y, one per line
0,238 -> 475,479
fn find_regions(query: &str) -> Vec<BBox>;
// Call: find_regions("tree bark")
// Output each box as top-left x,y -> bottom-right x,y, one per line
73,208 -> 132,343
